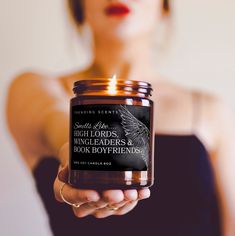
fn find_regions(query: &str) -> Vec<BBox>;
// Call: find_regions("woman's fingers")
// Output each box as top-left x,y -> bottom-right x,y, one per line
102,189 -> 125,203
137,188 -> 151,200
54,179 -> 100,205
72,196 -> 115,218
55,143 -> 151,219
58,142 -> 69,168
114,200 -> 139,216
93,200 -> 139,218
123,189 -> 138,201
73,190 -> 133,218
57,142 -> 69,182
72,200 -> 108,218
54,184 -> 150,218
91,189 -> 140,218
85,199 -> 108,210
92,201 -> 129,218
76,189 -> 138,218
73,196 -> 127,218
88,190 -> 125,218
58,166 -> 69,183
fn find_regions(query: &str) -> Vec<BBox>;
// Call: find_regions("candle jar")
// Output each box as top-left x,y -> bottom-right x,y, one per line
69,78 -> 154,190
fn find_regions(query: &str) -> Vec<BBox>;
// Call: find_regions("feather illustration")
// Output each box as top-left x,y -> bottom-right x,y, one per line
118,105 -> 150,167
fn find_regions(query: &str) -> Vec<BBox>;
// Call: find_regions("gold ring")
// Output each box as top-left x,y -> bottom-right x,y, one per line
105,204 -> 119,211
59,183 -> 81,208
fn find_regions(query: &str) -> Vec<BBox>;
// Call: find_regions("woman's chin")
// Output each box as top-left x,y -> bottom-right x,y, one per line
99,28 -> 147,43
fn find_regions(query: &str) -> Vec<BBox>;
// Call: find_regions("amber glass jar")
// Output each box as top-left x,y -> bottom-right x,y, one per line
69,78 -> 154,190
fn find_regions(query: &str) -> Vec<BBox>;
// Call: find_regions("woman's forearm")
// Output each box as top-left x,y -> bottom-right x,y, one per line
6,72 -> 70,167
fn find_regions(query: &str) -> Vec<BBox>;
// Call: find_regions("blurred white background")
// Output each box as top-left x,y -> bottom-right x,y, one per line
0,0 -> 235,235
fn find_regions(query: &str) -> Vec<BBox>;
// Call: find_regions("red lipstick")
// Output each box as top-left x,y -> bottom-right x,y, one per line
105,3 -> 130,17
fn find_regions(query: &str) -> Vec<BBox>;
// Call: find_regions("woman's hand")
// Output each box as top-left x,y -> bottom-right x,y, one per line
53,143 -> 151,218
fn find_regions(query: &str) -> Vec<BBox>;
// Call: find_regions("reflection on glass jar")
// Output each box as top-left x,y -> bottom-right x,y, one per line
69,76 -> 155,190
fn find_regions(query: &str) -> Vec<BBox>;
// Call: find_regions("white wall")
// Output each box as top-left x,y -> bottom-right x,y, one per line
162,0 -> 235,102
0,0 -> 235,235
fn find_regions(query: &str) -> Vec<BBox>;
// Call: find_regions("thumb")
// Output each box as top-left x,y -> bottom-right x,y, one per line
57,142 -> 69,183
58,165 -> 69,183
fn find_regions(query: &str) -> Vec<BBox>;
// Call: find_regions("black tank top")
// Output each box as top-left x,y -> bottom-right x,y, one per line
33,134 -> 221,236
33,92 -> 221,236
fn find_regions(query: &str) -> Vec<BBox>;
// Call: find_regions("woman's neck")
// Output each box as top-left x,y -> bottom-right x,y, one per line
90,34 -> 159,83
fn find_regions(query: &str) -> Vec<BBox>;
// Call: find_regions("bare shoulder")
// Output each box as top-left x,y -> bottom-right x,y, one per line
8,68 -> 91,101
193,90 -> 235,153
7,71 -> 68,101
6,70 -> 69,127
158,78 -> 234,124
154,79 -> 235,152
152,78 -> 194,99
153,80 -> 196,135
8,71 -> 49,97
198,90 -> 234,127
7,72 -> 44,109
201,91 -> 235,132
9,71 -> 49,88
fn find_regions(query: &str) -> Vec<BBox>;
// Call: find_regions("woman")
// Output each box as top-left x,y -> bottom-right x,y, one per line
6,0 -> 235,235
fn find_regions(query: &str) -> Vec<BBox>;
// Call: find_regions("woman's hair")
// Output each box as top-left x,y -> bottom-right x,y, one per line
68,0 -> 171,26
163,0 -> 170,15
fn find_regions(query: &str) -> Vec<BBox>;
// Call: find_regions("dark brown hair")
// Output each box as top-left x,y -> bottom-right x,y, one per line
68,0 -> 171,25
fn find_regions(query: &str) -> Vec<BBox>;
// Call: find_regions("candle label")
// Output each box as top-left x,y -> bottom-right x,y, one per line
70,104 -> 151,171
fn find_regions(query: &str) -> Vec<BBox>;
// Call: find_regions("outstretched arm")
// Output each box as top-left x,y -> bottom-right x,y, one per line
6,72 -> 70,168
208,98 -> 235,236
6,72 -> 151,218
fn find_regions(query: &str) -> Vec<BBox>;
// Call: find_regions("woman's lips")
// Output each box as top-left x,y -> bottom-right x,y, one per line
105,3 -> 130,17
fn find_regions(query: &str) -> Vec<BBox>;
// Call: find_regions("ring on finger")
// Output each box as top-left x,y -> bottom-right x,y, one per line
105,204 -> 119,211
83,202 -> 105,210
59,183 -> 81,208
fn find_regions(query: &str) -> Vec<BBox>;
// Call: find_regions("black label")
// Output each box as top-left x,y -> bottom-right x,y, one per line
70,104 -> 150,171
